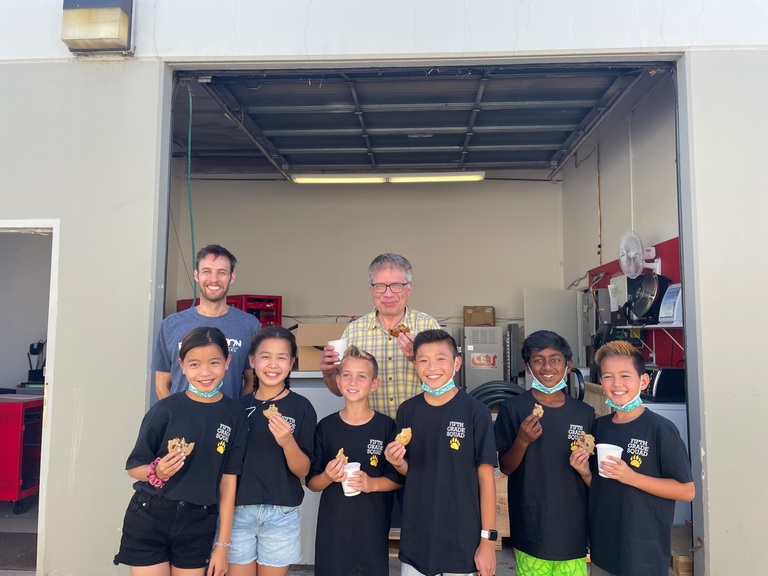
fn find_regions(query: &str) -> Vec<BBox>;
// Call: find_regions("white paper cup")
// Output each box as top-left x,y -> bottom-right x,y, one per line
341,462 -> 361,496
596,443 -> 624,478
328,338 -> 348,365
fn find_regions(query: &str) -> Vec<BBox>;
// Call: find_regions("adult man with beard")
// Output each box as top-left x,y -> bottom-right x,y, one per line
152,244 -> 260,399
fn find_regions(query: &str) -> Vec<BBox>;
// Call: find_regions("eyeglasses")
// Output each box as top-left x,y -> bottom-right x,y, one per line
370,282 -> 411,294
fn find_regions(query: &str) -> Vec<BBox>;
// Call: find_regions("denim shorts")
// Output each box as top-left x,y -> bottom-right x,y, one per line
113,491 -> 218,569
228,504 -> 302,567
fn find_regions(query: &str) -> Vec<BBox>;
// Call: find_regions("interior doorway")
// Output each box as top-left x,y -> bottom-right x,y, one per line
0,221 -> 56,573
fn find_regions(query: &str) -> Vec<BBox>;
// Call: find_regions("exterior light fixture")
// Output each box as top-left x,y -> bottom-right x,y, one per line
61,0 -> 133,52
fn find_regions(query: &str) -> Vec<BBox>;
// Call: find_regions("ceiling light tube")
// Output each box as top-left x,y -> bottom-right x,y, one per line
292,175 -> 387,184
291,171 -> 485,184
388,172 -> 485,183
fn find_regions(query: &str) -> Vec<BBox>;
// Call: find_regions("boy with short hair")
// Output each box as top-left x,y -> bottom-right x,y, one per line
385,329 -> 497,576
494,330 -> 595,576
570,340 -> 695,576
307,345 -> 401,576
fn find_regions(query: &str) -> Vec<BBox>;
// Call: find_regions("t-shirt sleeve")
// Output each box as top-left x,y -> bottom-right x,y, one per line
474,403 -> 498,467
307,420 -> 327,481
151,320 -> 173,372
222,405 -> 248,475
658,424 -> 694,484
381,416 -> 401,483
297,402 -> 318,460
493,401 -> 517,454
125,403 -> 167,469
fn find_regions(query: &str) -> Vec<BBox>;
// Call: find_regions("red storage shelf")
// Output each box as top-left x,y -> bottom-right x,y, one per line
0,396 -> 44,504
176,294 -> 282,327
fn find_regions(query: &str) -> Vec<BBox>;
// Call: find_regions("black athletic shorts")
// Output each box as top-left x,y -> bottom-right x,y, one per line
113,491 -> 219,569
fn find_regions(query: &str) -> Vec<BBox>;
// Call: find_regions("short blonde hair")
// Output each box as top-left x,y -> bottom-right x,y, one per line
339,344 -> 379,380
594,340 -> 645,377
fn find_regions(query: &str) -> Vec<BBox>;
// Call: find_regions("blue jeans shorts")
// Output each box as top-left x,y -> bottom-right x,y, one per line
113,491 -> 218,569
228,504 -> 302,567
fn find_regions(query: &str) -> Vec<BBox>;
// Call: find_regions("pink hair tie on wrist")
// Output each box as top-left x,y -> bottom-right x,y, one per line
147,457 -> 168,488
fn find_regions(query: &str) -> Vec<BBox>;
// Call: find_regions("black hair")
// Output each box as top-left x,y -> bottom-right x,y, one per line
594,340 -> 645,378
413,329 -> 459,358
521,330 -> 573,364
179,326 -> 229,361
340,344 -> 379,380
195,244 -> 237,273
248,326 -> 297,389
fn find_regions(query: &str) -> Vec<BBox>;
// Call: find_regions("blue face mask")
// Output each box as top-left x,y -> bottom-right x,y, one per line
188,381 -> 224,398
421,378 -> 456,396
528,365 -> 567,395
605,392 -> 643,412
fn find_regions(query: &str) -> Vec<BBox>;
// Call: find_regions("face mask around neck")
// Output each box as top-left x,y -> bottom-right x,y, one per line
188,381 -> 224,398
528,365 -> 567,395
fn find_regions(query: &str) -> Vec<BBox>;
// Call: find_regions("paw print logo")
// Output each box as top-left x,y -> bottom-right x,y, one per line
629,454 -> 642,468
570,440 -> 579,451
449,437 -> 460,451
370,454 -> 379,467
216,441 -> 226,454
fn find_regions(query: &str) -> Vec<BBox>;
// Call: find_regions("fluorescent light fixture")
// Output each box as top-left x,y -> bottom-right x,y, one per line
292,176 -> 386,184
388,172 -> 485,183
291,171 -> 485,184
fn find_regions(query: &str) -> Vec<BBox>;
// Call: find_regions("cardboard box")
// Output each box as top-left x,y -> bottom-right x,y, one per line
295,322 -> 346,371
464,305 -> 495,326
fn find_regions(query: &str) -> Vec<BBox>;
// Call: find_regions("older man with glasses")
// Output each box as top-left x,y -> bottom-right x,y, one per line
320,253 -> 439,419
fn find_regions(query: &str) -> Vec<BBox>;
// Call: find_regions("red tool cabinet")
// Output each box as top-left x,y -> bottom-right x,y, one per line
0,395 -> 43,514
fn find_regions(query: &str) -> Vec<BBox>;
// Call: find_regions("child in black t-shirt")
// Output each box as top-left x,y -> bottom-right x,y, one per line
307,345 -> 401,576
229,327 -> 317,576
495,330 -> 594,576
114,326 -> 247,576
570,340 -> 695,576
385,329 -> 497,576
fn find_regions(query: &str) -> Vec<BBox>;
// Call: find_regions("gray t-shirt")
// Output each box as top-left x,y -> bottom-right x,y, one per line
151,306 -> 261,398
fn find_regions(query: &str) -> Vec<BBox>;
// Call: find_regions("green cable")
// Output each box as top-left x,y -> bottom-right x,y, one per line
187,85 -> 197,304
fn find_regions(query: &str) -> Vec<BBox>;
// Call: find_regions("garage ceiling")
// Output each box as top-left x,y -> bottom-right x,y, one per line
173,63 -> 671,180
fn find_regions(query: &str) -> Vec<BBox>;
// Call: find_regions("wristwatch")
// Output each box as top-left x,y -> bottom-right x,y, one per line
480,529 -> 498,541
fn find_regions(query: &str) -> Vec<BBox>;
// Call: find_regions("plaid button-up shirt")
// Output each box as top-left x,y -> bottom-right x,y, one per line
341,307 -> 440,419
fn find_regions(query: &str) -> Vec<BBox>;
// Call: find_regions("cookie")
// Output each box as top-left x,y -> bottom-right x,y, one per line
576,431 -> 596,455
389,326 -> 411,338
263,403 -> 281,419
336,448 -> 349,464
395,427 -> 412,446
167,437 -> 195,456
532,403 -> 544,418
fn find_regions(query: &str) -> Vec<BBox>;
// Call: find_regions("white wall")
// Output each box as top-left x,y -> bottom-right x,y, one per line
562,71 -> 679,285
1,60 -> 170,575
2,0 -> 768,61
677,49 -> 768,576
0,233 -> 52,389
166,171 -> 561,327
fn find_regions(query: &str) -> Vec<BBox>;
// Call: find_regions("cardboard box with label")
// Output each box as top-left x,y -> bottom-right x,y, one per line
296,322 -> 347,371
463,306 -> 496,326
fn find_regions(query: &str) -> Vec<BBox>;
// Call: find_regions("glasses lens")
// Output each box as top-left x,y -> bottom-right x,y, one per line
372,283 -> 386,293
389,283 -> 404,293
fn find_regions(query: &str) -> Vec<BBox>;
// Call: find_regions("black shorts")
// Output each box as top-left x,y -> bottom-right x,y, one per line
113,491 -> 219,569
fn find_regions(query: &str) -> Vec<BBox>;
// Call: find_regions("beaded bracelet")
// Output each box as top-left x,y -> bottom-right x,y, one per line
213,541 -> 232,548
147,457 -> 168,488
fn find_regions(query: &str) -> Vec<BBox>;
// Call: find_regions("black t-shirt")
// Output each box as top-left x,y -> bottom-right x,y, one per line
125,392 -> 247,506
308,411 -> 399,576
235,390 -> 317,507
396,391 -> 497,576
494,390 -> 595,560
589,409 -> 693,576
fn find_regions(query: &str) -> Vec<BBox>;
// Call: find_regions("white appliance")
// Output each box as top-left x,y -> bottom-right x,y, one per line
643,402 -> 691,525
461,326 -> 504,392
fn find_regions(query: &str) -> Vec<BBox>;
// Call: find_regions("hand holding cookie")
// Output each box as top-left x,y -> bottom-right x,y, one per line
167,437 -> 195,456
576,431 -> 596,455
263,403 -> 281,419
